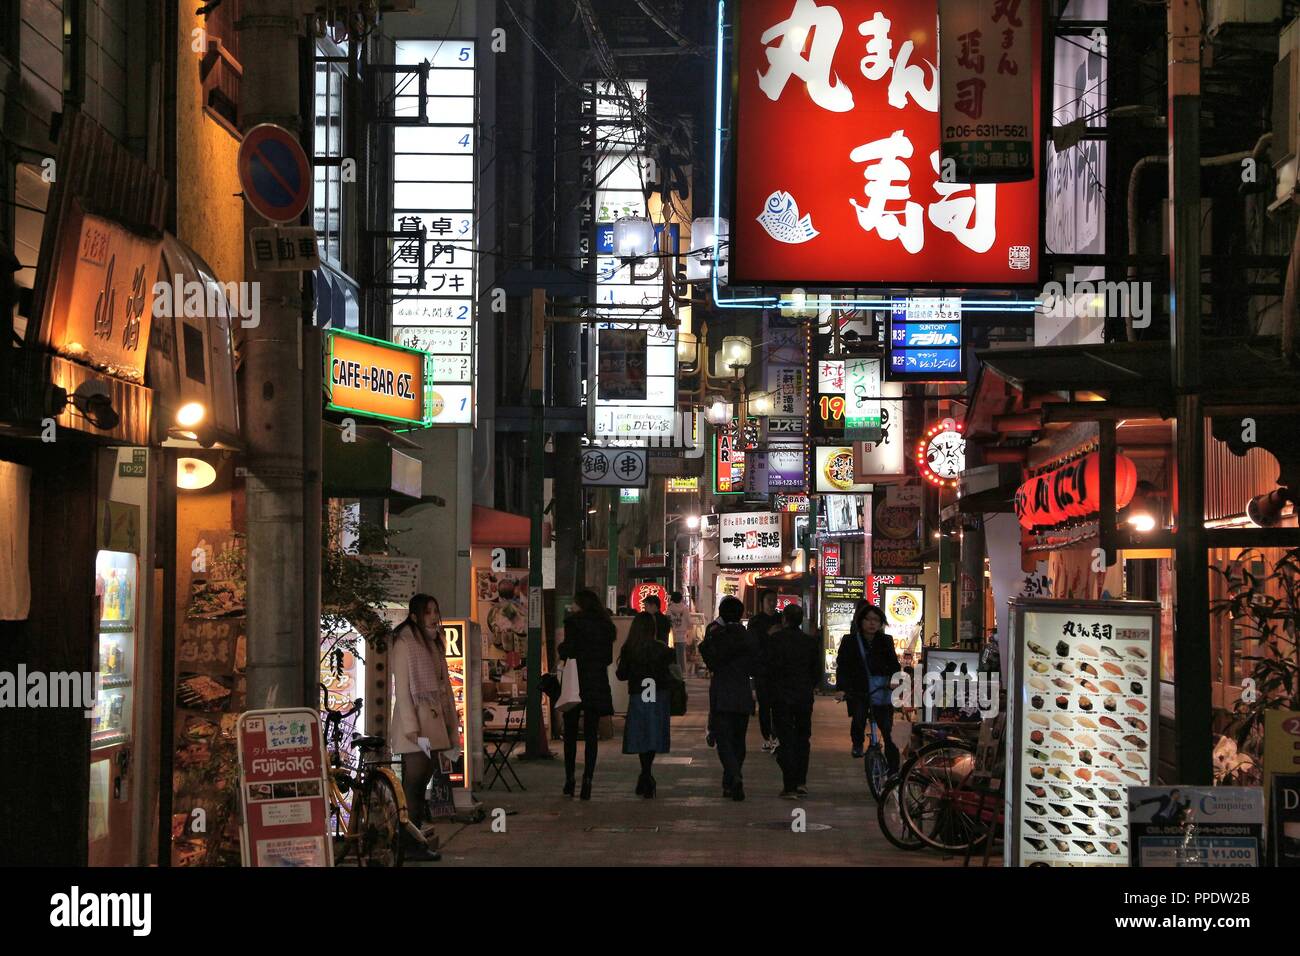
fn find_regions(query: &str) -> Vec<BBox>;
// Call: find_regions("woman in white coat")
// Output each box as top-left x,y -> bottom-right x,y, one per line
390,593 -> 458,861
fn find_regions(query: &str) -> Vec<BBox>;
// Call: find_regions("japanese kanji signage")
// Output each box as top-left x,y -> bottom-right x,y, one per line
390,38 -> 476,425
324,329 -> 431,427
853,380 -> 906,481
580,447 -> 649,488
237,708 -> 333,867
844,356 -> 881,440
939,0 -> 1037,183
719,512 -> 784,567
48,200 -> 160,383
249,226 -> 321,272
733,0 -> 1041,285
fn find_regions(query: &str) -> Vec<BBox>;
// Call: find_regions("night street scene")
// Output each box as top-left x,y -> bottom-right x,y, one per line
0,0 -> 1298,936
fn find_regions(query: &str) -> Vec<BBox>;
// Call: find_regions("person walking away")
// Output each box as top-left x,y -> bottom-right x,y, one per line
642,594 -> 673,645
557,589 -> 616,799
389,593 -> 457,861
616,612 -> 675,798
699,596 -> 758,800
748,590 -> 782,753
666,591 -> 691,671
766,603 -> 821,798
835,603 -> 901,769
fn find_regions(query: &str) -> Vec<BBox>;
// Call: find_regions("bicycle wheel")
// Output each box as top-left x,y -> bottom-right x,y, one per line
864,744 -> 890,802
898,740 -> 987,854
357,773 -> 405,868
876,775 -> 925,851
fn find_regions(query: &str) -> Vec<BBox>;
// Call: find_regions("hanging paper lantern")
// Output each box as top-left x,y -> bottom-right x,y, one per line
1016,452 -> 1138,530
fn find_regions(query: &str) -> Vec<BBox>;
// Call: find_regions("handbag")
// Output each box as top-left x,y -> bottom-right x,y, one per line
415,701 -> 453,752
856,634 -> 893,707
556,657 -> 583,713
666,661 -> 688,717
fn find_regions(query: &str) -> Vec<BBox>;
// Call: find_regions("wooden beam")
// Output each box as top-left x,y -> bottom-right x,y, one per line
1042,404 -> 1167,423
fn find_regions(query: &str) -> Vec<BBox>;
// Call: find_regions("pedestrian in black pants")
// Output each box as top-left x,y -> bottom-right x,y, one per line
834,602 -> 901,771
700,595 -> 758,801
557,590 -> 616,800
747,589 -> 781,753
766,603 -> 821,797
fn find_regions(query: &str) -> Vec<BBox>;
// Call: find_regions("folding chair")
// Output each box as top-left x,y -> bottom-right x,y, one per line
482,699 -> 527,791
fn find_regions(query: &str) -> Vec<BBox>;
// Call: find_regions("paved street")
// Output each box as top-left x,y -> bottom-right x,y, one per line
420,679 -> 992,867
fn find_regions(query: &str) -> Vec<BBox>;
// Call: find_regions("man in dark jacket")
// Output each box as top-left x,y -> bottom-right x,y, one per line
747,590 -> 781,752
642,594 -> 673,645
700,595 -> 757,801
766,603 -> 821,797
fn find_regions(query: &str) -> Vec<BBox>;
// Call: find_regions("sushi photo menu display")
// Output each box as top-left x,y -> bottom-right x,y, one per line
1007,599 -> 1160,867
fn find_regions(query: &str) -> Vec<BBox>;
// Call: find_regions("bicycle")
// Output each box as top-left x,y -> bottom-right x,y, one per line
876,774 -> 926,851
863,717 -> 891,803
896,724 -> 987,854
321,690 -> 418,867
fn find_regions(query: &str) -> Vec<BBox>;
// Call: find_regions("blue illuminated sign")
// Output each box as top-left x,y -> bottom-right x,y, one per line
886,299 -> 965,383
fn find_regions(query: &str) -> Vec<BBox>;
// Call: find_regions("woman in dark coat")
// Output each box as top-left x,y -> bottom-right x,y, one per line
616,612 -> 675,798
835,602 -> 902,770
557,589 -> 616,799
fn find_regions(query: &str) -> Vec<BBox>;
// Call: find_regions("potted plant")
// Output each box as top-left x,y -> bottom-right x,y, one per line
1209,546 -> 1300,782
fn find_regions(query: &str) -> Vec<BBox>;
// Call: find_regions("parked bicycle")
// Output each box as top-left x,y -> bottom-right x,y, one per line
872,722 -> 995,855
321,687 -> 420,867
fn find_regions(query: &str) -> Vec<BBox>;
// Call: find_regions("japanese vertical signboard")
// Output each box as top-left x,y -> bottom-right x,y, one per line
714,419 -> 757,494
588,79 -> 679,440
1007,599 -> 1159,868
390,38 -> 476,424
938,0 -> 1038,182
843,356 -> 881,439
733,0 -> 1041,285
821,576 -> 865,686
872,480 -> 924,573
48,201 -> 160,383
887,296 -> 964,382
237,708 -> 333,867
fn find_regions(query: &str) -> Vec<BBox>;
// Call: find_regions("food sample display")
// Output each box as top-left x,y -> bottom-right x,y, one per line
1009,599 -> 1159,867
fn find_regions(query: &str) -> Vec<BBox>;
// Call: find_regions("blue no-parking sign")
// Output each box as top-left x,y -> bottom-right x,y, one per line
237,123 -> 312,223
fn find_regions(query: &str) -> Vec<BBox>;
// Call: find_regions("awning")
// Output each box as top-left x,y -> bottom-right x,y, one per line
754,570 -> 811,590
148,234 -> 241,448
323,423 -> 422,499
472,505 -> 530,547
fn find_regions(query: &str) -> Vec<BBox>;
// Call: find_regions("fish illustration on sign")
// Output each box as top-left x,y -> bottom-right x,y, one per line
756,190 -> 818,244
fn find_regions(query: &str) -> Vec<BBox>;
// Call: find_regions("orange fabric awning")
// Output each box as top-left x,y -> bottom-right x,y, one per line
472,505 -> 531,547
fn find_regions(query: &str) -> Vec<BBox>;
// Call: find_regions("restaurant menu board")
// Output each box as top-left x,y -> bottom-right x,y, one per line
1128,786 -> 1263,868
237,709 -> 333,868
1008,599 -> 1160,868
822,577 -> 865,687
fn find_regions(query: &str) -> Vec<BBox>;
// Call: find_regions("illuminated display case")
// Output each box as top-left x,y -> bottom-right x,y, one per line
93,550 -> 137,748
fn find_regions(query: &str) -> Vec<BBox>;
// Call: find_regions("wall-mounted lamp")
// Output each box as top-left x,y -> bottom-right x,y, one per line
177,457 -> 217,490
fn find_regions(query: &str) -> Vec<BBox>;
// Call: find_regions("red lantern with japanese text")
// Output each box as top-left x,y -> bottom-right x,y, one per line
1015,452 -> 1137,530
630,582 -> 670,614
732,0 -> 1043,287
